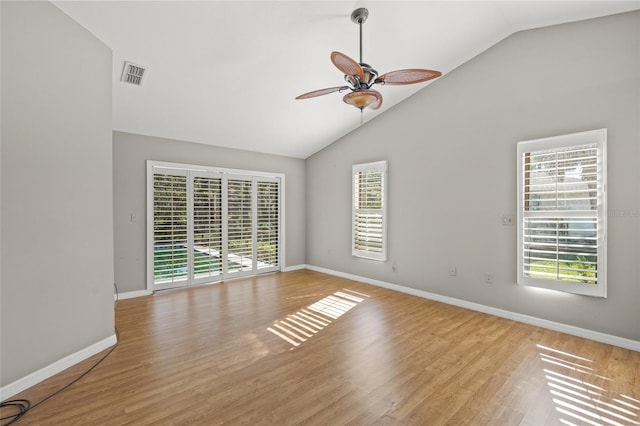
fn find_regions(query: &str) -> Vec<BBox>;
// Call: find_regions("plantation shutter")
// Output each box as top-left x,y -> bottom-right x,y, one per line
148,162 -> 282,290
517,129 -> 607,297
226,178 -> 253,274
153,170 -> 188,286
352,161 -> 387,261
192,174 -> 223,283
257,179 -> 280,270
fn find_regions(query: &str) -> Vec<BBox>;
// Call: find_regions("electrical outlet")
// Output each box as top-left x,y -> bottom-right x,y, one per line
448,266 -> 457,276
485,273 -> 494,283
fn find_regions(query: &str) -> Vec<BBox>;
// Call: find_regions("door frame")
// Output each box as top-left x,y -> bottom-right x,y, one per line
146,160 -> 285,292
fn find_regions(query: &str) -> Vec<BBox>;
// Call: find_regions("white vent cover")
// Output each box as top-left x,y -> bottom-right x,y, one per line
121,61 -> 147,86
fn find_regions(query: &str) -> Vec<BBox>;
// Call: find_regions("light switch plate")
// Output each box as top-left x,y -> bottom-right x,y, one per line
501,214 -> 514,226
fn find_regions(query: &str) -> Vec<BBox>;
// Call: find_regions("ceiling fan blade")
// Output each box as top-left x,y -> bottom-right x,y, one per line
331,51 -> 364,80
376,69 -> 442,85
295,86 -> 350,100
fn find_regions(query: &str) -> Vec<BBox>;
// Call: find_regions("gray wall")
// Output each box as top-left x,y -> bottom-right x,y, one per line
113,131 -> 306,293
306,12 -> 640,341
1,1 -> 114,385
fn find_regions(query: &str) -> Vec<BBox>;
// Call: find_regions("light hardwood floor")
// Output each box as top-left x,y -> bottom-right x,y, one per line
3,270 -> 639,425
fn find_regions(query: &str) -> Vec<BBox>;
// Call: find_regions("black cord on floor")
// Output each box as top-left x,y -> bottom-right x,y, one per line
0,283 -> 120,426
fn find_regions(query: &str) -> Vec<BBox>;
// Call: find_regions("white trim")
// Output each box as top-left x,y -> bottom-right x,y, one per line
147,160 -> 284,180
117,289 -> 152,300
304,265 -> 640,352
145,161 -> 156,293
279,177 -> 286,273
282,264 -> 306,272
0,334 -> 117,401
252,178 -> 258,271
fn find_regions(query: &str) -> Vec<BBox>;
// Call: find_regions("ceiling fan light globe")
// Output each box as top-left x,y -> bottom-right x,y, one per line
343,90 -> 377,109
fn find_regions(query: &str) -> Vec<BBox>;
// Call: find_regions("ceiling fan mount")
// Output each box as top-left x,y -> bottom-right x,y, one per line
296,8 -> 441,112
351,7 -> 369,25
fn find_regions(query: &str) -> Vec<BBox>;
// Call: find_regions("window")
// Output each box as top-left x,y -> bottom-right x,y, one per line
147,161 -> 283,291
517,129 -> 607,297
352,161 -> 387,261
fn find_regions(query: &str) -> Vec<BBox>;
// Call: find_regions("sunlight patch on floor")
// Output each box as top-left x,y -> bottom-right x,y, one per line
538,344 -> 640,426
267,289 -> 368,348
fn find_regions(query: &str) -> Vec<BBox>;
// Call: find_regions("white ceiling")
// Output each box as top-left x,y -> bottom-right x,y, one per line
52,1 -> 639,159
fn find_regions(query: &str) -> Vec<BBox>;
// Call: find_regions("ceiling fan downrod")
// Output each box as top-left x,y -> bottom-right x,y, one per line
347,8 -> 379,91
351,8 -> 368,64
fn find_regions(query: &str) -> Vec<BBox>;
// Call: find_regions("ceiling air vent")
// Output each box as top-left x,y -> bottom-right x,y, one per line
121,61 -> 147,86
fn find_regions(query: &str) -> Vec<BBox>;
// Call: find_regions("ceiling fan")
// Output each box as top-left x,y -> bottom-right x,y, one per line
295,8 -> 442,111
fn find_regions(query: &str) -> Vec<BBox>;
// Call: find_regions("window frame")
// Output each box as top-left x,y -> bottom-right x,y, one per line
352,160 -> 388,262
517,129 -> 607,297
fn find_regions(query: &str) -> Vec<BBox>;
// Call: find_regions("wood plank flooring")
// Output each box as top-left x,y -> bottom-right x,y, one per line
3,270 -> 639,425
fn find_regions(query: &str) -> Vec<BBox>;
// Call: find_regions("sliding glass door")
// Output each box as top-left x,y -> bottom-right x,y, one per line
225,176 -> 254,278
192,172 -> 223,285
256,179 -> 280,271
148,162 -> 282,291
152,170 -> 189,289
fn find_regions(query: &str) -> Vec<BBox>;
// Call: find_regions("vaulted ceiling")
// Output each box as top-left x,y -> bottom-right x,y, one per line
53,1 -> 639,159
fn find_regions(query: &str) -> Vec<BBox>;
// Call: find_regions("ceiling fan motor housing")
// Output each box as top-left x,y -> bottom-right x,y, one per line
360,63 -> 378,86
344,63 -> 378,89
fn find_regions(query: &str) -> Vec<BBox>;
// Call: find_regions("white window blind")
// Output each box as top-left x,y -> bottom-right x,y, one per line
257,180 -> 279,270
226,178 -> 254,274
352,161 -> 387,261
147,161 -> 282,291
517,129 -> 607,297
193,175 -> 223,282
153,171 -> 188,285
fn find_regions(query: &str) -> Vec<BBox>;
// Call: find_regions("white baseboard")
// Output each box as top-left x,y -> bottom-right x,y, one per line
116,289 -> 152,300
305,265 -> 640,352
282,264 -> 307,272
0,334 -> 117,401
